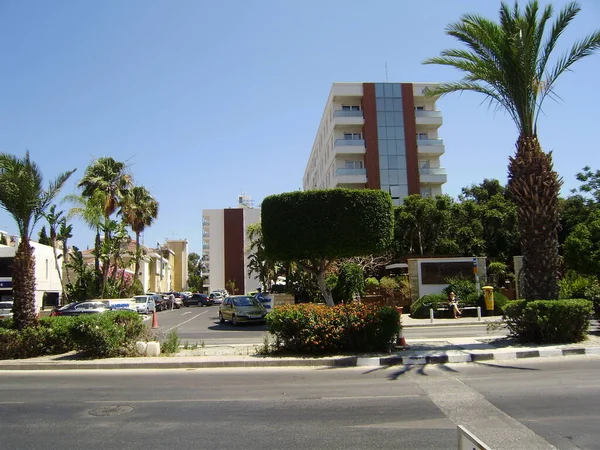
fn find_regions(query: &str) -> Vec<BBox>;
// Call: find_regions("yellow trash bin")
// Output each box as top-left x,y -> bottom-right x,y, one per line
483,286 -> 494,312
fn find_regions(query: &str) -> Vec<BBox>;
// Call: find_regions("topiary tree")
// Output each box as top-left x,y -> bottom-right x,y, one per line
262,189 -> 394,306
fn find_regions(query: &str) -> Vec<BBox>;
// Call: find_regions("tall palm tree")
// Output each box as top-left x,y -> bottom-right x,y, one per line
65,192 -> 105,296
424,0 -> 600,300
44,205 -> 68,303
120,186 -> 159,282
0,152 -> 74,329
78,157 -> 132,296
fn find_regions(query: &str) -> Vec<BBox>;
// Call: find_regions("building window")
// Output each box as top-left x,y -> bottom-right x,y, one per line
421,262 -> 474,284
344,133 -> 362,140
345,161 -> 364,169
415,106 -> 425,111
419,160 -> 430,169
342,105 -> 361,111
421,187 -> 432,197
416,133 -> 428,140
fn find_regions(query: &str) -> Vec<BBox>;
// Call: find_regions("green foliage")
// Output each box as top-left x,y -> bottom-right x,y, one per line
161,330 -> 181,354
365,277 -> 379,292
38,226 -> 51,245
474,290 -> 509,315
262,189 -> 394,261
442,276 -> 477,301
559,271 -> 600,319
486,261 -> 510,288
335,263 -> 364,303
378,276 -> 399,296
503,299 -> 592,344
563,210 -> 600,275
409,293 -> 448,318
65,246 -> 100,301
266,303 -> 399,354
187,252 -> 204,291
572,165 -> 600,203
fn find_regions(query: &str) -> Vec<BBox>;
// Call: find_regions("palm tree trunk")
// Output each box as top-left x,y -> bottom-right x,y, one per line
94,230 -> 101,295
134,232 -> 141,283
508,135 -> 562,300
62,239 -> 71,287
50,237 -> 67,303
12,241 -> 37,330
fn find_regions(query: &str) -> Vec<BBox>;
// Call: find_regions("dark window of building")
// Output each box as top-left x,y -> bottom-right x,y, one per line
0,257 -> 13,277
43,292 -> 59,308
421,261 -> 473,285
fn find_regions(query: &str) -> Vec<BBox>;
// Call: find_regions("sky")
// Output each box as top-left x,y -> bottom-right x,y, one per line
0,0 -> 599,256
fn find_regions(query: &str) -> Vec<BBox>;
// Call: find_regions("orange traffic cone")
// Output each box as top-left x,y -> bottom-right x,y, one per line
151,311 -> 159,329
396,327 -> 408,348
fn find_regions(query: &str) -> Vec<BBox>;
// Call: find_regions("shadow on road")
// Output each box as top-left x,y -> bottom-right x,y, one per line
206,322 -> 268,332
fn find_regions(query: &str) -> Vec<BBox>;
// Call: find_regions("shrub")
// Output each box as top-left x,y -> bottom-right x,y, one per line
161,330 -> 181,354
442,276 -> 477,300
475,290 -> 510,315
335,263 -> 364,302
266,303 -> 399,354
379,276 -> 399,296
365,277 -> 379,292
503,299 -> 592,344
410,293 -> 447,318
70,311 -> 145,358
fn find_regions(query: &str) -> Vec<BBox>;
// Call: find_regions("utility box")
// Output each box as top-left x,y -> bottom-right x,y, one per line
483,286 -> 494,312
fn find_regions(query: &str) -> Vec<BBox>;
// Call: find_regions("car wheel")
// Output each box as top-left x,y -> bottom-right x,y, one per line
197,301 -> 203,307
219,312 -> 225,323
231,314 -> 238,326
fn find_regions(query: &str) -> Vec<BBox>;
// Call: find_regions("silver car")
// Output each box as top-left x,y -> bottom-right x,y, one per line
133,295 -> 158,314
0,301 -> 13,320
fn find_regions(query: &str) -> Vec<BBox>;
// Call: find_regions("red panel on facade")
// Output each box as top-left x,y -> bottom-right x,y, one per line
362,83 -> 381,189
401,83 -> 420,195
223,209 -> 245,294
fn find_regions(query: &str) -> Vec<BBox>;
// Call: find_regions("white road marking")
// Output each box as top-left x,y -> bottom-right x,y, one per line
0,401 -> 25,404
163,310 -> 210,332
181,311 -> 192,316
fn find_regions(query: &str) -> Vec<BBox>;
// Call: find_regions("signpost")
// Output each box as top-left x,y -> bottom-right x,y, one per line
473,257 -> 481,296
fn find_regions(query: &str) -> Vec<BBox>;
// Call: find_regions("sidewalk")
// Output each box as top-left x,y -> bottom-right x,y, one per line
1,324 -> 599,370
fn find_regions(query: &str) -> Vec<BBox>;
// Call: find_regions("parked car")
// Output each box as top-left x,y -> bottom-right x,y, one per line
219,295 -> 267,326
133,294 -> 159,314
209,291 -> 224,305
183,293 -> 213,307
0,301 -> 14,320
50,301 -> 110,317
181,291 -> 192,298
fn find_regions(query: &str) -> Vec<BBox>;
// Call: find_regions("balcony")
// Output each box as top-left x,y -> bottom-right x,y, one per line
419,167 -> 447,184
334,139 -> 366,155
333,110 -> 364,126
415,110 -> 443,127
335,168 -> 367,185
417,138 -> 445,156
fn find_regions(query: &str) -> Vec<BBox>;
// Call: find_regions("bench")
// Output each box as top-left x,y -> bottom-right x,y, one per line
429,305 -> 481,322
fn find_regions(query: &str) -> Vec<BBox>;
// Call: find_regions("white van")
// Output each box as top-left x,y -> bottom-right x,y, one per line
133,294 -> 158,314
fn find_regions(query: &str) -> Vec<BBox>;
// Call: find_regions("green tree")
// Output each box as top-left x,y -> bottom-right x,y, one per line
120,186 -> 159,282
44,205 -> 68,303
78,157 -> 132,297
262,189 -> 393,306
246,222 -> 276,291
0,152 -> 74,329
334,262 -> 364,303
187,252 -> 204,292
572,166 -> 600,203
563,210 -> 600,275
58,220 -> 74,288
424,1 -> 600,300
37,226 -> 51,246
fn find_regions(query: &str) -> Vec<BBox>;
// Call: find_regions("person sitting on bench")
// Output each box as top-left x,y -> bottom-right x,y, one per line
448,291 -> 461,318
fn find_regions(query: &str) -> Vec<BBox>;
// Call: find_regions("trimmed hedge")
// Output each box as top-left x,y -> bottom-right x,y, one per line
261,189 -> 394,261
0,311 -> 146,360
266,303 -> 400,354
503,299 -> 592,344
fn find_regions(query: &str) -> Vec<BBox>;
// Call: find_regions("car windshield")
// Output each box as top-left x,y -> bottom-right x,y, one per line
233,297 -> 259,307
134,296 -> 149,303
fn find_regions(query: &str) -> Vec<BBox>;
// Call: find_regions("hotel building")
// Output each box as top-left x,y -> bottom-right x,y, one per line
302,82 -> 446,204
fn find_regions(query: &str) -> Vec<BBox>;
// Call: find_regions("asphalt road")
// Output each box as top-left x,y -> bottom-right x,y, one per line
1,356 -> 600,449
151,306 -> 508,344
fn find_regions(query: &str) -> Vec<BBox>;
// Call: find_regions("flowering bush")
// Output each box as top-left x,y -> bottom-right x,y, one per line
266,303 -> 399,354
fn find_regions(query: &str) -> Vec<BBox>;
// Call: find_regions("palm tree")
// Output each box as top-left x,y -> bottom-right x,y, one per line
58,220 -> 74,289
0,152 -> 74,329
78,157 -> 132,296
423,1 -> 600,300
44,205 -> 68,303
65,192 -> 105,296
120,186 -> 159,282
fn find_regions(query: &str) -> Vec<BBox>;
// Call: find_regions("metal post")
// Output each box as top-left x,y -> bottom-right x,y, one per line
430,308 -> 434,323
477,306 -> 481,321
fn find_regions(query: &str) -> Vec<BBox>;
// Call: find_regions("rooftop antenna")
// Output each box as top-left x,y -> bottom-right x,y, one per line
385,62 -> 388,82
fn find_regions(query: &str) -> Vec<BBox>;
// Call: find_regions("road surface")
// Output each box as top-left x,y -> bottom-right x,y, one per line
1,356 -> 599,449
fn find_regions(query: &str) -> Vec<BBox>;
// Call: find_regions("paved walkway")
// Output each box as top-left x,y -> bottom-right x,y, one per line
1,315 -> 598,370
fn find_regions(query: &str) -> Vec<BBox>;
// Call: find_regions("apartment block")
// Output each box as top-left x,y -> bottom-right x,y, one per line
303,82 -> 446,204
202,195 -> 261,295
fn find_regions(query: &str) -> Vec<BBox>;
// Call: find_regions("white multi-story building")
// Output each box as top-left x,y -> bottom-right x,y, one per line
202,194 -> 261,295
303,82 -> 446,204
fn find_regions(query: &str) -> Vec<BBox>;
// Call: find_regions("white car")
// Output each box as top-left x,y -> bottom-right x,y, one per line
209,291 -> 224,304
133,295 -> 158,314
0,301 -> 13,320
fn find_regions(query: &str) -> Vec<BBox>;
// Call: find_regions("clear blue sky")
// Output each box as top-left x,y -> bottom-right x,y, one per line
0,0 -> 599,256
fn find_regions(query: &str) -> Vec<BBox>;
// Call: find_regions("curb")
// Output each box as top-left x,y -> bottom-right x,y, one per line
1,347 -> 599,371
